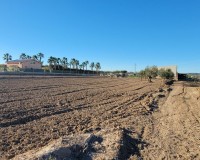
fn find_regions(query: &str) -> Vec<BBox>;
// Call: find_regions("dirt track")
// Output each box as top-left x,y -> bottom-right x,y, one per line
141,82 -> 200,159
0,77 -> 199,159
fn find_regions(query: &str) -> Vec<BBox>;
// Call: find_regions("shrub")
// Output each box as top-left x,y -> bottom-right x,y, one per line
158,68 -> 174,80
0,65 -> 7,72
7,66 -> 19,72
139,66 -> 158,82
145,66 -> 158,78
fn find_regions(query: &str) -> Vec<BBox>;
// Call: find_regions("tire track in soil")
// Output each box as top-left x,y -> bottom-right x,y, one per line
0,80 -> 150,119
0,77 -> 163,159
0,87 -> 147,127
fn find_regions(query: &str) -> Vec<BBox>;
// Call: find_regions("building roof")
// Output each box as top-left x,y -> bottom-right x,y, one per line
7,59 -> 41,64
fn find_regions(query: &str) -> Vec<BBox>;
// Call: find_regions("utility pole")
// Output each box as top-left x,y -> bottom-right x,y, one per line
134,64 -> 137,75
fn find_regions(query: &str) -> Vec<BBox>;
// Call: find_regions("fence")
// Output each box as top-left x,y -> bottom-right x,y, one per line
0,71 -> 99,77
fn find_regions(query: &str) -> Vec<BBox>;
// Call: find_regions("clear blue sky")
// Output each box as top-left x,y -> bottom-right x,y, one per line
0,0 -> 200,73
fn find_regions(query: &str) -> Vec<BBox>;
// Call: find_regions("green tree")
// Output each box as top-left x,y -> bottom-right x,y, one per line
20,53 -> 26,59
61,57 -> 68,70
0,64 -> 7,71
37,52 -> 44,62
144,66 -> 158,82
26,55 -> 32,59
70,58 -> 76,69
47,56 -> 54,70
3,53 -> 12,62
85,61 -> 89,70
53,57 -> 58,70
138,70 -> 146,80
145,66 -> 158,78
75,60 -> 79,69
81,62 -> 86,70
158,68 -> 174,80
95,62 -> 101,72
47,56 -> 57,70
57,58 -> 61,70
90,62 -> 95,71
32,55 -> 38,60
79,64 -> 83,70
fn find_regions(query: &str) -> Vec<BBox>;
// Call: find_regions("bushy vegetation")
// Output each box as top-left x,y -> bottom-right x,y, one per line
158,68 -> 174,80
0,65 -> 6,72
7,66 -> 20,72
139,66 -> 158,82
0,65 -> 19,72
139,66 -> 175,82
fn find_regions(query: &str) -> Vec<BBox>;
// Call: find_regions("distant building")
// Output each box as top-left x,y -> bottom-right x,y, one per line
158,65 -> 178,80
6,59 -> 42,69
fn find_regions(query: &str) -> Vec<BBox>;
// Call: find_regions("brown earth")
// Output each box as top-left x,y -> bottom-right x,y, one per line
141,82 -> 200,160
0,77 -> 199,159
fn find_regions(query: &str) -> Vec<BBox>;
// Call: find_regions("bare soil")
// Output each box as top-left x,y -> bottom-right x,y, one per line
141,82 -> 200,159
0,77 -> 199,159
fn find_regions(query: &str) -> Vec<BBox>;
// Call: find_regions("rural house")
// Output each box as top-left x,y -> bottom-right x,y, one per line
6,59 -> 42,69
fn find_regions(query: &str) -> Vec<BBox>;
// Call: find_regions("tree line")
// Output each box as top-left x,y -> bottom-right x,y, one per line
138,66 -> 175,81
3,53 -> 44,62
47,56 -> 101,72
2,53 -> 101,72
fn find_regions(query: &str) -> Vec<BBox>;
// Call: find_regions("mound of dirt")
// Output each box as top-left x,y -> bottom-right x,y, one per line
13,128 -> 144,160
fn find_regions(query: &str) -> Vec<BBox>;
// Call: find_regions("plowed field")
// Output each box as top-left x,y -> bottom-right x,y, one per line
1,77 -> 199,160
0,77 -> 163,159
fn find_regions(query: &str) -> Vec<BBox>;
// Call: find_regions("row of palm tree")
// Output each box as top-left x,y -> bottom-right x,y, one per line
19,53 -> 44,62
47,57 -> 101,72
2,53 -> 44,62
2,53 -> 101,72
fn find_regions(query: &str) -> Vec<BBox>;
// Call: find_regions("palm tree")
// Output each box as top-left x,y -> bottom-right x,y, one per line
69,61 -> 72,69
48,56 -> 53,65
81,62 -> 86,70
20,53 -> 26,59
32,55 -> 38,60
47,56 -> 53,70
85,61 -> 89,70
61,57 -> 68,70
37,52 -> 44,62
52,57 -> 58,70
57,58 -> 61,70
75,60 -> 79,69
48,56 -> 57,70
57,58 -> 61,65
95,62 -> 101,73
90,62 -> 95,71
70,58 -> 76,69
3,53 -> 12,62
79,64 -> 83,70
26,55 -> 32,59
